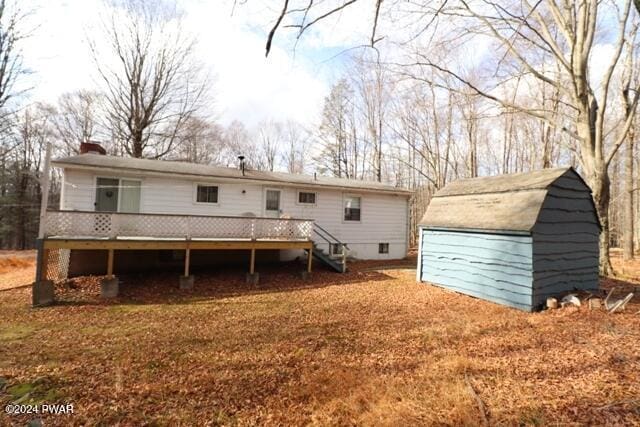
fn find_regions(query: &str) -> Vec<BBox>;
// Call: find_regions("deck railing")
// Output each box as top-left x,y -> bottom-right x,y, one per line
43,210 -> 314,241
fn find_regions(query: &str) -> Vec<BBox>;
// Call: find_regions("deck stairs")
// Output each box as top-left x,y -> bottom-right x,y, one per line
309,224 -> 348,273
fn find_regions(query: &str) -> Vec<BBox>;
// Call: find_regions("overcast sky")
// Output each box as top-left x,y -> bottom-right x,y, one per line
20,0 -> 378,128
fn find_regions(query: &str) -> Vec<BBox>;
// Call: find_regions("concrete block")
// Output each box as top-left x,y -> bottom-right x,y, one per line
32,280 -> 54,307
179,275 -> 194,290
101,277 -> 119,298
299,271 -> 311,280
245,272 -> 259,285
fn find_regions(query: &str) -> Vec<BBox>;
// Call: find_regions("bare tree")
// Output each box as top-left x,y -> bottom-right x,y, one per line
281,120 -> 309,174
0,0 -> 30,116
91,0 -> 210,159
223,120 -> 252,166
315,78 -> 366,179
622,24 -> 639,260
2,104 -> 52,249
352,54 -> 391,182
173,116 -> 225,165
256,120 -> 283,172
394,1 -> 640,275
52,90 -> 103,156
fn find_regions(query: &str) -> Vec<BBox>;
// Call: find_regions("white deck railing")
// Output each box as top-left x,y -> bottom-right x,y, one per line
43,210 -> 314,241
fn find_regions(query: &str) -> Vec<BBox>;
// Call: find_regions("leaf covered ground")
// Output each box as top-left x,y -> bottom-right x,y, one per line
0,251 -> 35,291
1,255 -> 639,426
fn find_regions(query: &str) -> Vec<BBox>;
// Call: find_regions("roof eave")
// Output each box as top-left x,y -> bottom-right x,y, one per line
52,160 -> 413,196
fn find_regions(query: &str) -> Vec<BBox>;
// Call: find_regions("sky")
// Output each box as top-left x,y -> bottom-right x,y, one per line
19,0 -> 375,128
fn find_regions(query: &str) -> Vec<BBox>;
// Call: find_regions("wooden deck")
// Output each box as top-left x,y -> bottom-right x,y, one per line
37,211 -> 316,284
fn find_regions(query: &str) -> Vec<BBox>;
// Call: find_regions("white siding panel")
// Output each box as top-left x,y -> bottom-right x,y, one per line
59,167 -> 409,260
61,169 -> 95,211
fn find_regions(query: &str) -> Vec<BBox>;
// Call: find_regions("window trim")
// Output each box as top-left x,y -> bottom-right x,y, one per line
342,193 -> 362,223
378,243 -> 389,254
93,176 -> 143,213
193,182 -> 221,205
296,190 -> 318,206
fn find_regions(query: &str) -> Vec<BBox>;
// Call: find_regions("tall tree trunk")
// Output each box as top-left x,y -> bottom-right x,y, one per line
623,124 -> 635,260
584,164 -> 614,276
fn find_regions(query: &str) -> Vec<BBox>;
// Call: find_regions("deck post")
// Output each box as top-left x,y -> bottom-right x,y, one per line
106,249 -> 114,279
246,247 -> 259,284
179,245 -> 194,290
250,248 -> 256,274
307,243 -> 313,273
184,247 -> 191,277
179,244 -> 194,289
101,249 -> 119,298
41,248 -> 50,281
32,239 -> 55,307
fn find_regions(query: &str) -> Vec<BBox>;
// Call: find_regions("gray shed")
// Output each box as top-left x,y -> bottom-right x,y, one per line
417,167 -> 600,311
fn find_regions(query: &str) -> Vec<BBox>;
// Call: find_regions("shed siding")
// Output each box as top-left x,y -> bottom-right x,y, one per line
531,173 -> 600,308
60,168 -> 408,260
421,229 -> 534,310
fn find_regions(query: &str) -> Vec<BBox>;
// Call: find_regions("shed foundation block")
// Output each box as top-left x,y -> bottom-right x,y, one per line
245,273 -> 259,285
179,275 -> 194,290
101,277 -> 119,298
32,280 -> 55,307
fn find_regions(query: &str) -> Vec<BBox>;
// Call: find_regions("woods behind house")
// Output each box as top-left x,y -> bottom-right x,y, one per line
1,0 -> 640,277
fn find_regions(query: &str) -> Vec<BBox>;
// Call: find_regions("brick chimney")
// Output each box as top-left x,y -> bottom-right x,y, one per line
79,142 -> 107,155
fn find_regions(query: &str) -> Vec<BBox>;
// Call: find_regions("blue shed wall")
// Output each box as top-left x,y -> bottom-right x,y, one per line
420,229 -> 534,311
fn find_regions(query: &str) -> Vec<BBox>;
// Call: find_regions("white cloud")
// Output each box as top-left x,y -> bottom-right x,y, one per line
18,0 -> 332,128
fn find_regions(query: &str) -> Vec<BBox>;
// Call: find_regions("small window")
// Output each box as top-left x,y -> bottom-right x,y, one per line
344,195 -> 361,221
196,185 -> 218,203
379,243 -> 389,254
298,191 -> 316,204
330,243 -> 344,255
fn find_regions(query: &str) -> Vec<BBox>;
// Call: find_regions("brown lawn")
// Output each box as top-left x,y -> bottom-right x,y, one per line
0,254 -> 639,426
0,251 -> 36,291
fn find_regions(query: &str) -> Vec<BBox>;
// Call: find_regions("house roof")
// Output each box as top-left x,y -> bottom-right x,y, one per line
419,167 -> 591,233
52,154 -> 412,195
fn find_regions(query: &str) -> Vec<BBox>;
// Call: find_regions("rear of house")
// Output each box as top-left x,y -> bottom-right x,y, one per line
46,153 -> 410,280
417,167 -> 600,311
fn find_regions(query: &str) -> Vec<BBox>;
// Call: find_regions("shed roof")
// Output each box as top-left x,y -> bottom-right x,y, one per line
419,167 -> 591,233
52,154 -> 412,195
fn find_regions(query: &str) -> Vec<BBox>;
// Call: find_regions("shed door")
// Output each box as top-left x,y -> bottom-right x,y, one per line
95,178 -> 119,212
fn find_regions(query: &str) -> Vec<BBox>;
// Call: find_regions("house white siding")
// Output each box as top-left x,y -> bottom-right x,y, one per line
61,168 -> 410,260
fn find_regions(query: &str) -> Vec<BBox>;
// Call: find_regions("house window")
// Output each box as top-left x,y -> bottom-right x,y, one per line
95,177 -> 141,213
330,243 -> 344,255
379,243 -> 389,254
298,191 -> 316,204
196,185 -> 218,203
344,195 -> 361,221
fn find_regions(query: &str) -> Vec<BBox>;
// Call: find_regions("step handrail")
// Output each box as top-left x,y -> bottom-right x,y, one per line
313,223 -> 349,249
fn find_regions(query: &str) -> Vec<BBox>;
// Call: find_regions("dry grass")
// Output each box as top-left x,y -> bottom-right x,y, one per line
0,257 -> 33,274
0,256 -> 639,425
0,253 -> 35,290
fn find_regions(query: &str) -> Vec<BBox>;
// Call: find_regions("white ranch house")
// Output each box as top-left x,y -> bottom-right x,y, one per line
34,152 -> 411,301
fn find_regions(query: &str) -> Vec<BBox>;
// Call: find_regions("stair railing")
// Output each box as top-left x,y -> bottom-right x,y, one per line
313,223 -> 348,272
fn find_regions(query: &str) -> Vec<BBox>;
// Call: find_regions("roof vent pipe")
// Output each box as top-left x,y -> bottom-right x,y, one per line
238,155 -> 246,176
